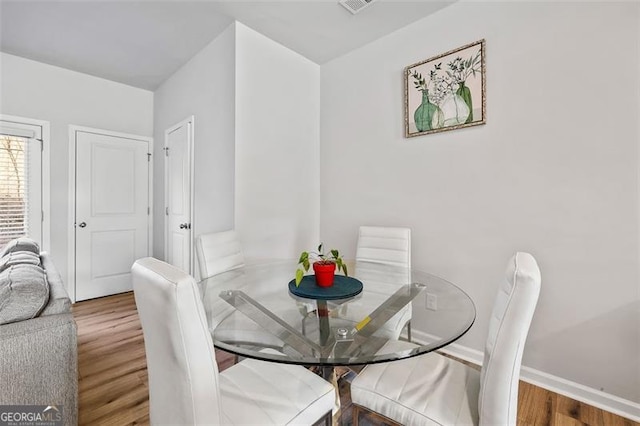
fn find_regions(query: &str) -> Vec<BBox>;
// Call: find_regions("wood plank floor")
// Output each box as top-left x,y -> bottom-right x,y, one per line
73,292 -> 638,426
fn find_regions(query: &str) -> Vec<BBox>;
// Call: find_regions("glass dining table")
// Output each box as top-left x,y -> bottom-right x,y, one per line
199,260 -> 476,379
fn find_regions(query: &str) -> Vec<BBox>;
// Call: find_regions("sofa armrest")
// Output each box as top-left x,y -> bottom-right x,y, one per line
39,253 -> 72,316
0,313 -> 78,426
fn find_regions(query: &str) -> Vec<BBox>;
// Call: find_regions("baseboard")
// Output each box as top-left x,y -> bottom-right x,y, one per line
411,330 -> 640,422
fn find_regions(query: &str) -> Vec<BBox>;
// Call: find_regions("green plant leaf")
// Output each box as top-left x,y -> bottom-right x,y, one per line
295,269 -> 304,286
330,249 -> 339,258
303,259 -> 310,271
317,243 -> 323,253
298,251 -> 309,264
343,263 -> 348,277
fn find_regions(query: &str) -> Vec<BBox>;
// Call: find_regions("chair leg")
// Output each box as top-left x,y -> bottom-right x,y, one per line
353,403 -> 403,426
407,320 -> 412,342
352,404 -> 359,426
312,410 -> 333,426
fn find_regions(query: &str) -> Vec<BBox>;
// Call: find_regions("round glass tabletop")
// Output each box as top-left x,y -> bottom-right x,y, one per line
199,260 -> 475,366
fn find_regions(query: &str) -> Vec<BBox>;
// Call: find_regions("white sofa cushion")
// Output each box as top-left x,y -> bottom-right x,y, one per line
0,251 -> 41,273
0,263 -> 49,325
0,237 -> 40,257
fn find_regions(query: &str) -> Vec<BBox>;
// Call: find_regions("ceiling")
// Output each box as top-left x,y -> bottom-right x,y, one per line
0,1 -> 453,90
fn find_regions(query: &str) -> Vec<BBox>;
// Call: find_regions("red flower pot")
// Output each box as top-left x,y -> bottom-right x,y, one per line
313,262 -> 336,287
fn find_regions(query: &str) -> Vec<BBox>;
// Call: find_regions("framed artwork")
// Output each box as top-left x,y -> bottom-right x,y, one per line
405,39 -> 486,138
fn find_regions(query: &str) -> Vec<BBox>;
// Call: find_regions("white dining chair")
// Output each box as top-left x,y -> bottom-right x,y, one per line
195,232 -> 298,355
350,252 -> 541,426
350,226 -> 412,340
196,230 -> 244,280
132,257 -> 335,425
356,226 -> 412,268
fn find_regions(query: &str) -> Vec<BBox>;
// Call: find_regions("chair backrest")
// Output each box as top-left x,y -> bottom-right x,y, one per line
132,257 -> 222,425
355,226 -> 411,268
479,252 -> 541,426
196,230 -> 244,280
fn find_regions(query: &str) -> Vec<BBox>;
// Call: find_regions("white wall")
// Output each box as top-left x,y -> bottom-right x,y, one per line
154,21 -> 319,265
153,23 -> 236,262
320,2 -> 640,404
235,23 -> 320,259
0,52 -> 153,288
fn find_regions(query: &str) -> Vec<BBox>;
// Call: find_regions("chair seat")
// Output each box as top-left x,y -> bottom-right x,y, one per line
351,341 -> 480,426
220,355 -> 335,425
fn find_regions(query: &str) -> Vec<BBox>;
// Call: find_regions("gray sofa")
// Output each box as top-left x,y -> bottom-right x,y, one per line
0,240 -> 78,426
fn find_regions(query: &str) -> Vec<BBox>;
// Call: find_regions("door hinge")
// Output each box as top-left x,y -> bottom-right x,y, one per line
165,207 -> 169,216
163,147 -> 169,156
147,153 -> 151,162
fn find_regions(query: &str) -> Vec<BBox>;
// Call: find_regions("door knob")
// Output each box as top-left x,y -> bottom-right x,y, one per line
78,222 -> 87,228
179,223 -> 191,229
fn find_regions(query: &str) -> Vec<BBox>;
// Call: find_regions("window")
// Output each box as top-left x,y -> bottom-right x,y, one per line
0,119 -> 43,250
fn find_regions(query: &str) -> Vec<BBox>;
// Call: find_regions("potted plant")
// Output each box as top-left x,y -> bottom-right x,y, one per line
295,243 -> 348,287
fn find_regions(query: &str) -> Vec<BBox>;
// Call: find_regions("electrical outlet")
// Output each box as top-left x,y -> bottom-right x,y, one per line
426,293 -> 437,311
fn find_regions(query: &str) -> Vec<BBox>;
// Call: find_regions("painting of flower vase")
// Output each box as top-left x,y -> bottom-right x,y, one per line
405,39 -> 486,137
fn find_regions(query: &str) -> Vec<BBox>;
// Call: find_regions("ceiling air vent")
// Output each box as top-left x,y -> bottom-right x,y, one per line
339,0 -> 378,15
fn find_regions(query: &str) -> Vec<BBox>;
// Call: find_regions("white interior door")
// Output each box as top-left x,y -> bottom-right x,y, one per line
165,118 -> 193,273
75,130 -> 150,301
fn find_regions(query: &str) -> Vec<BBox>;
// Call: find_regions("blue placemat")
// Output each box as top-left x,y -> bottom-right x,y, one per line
288,275 -> 363,300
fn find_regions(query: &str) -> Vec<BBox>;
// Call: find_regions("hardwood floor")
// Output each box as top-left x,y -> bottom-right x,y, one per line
73,292 -> 638,426
74,292 -> 149,425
